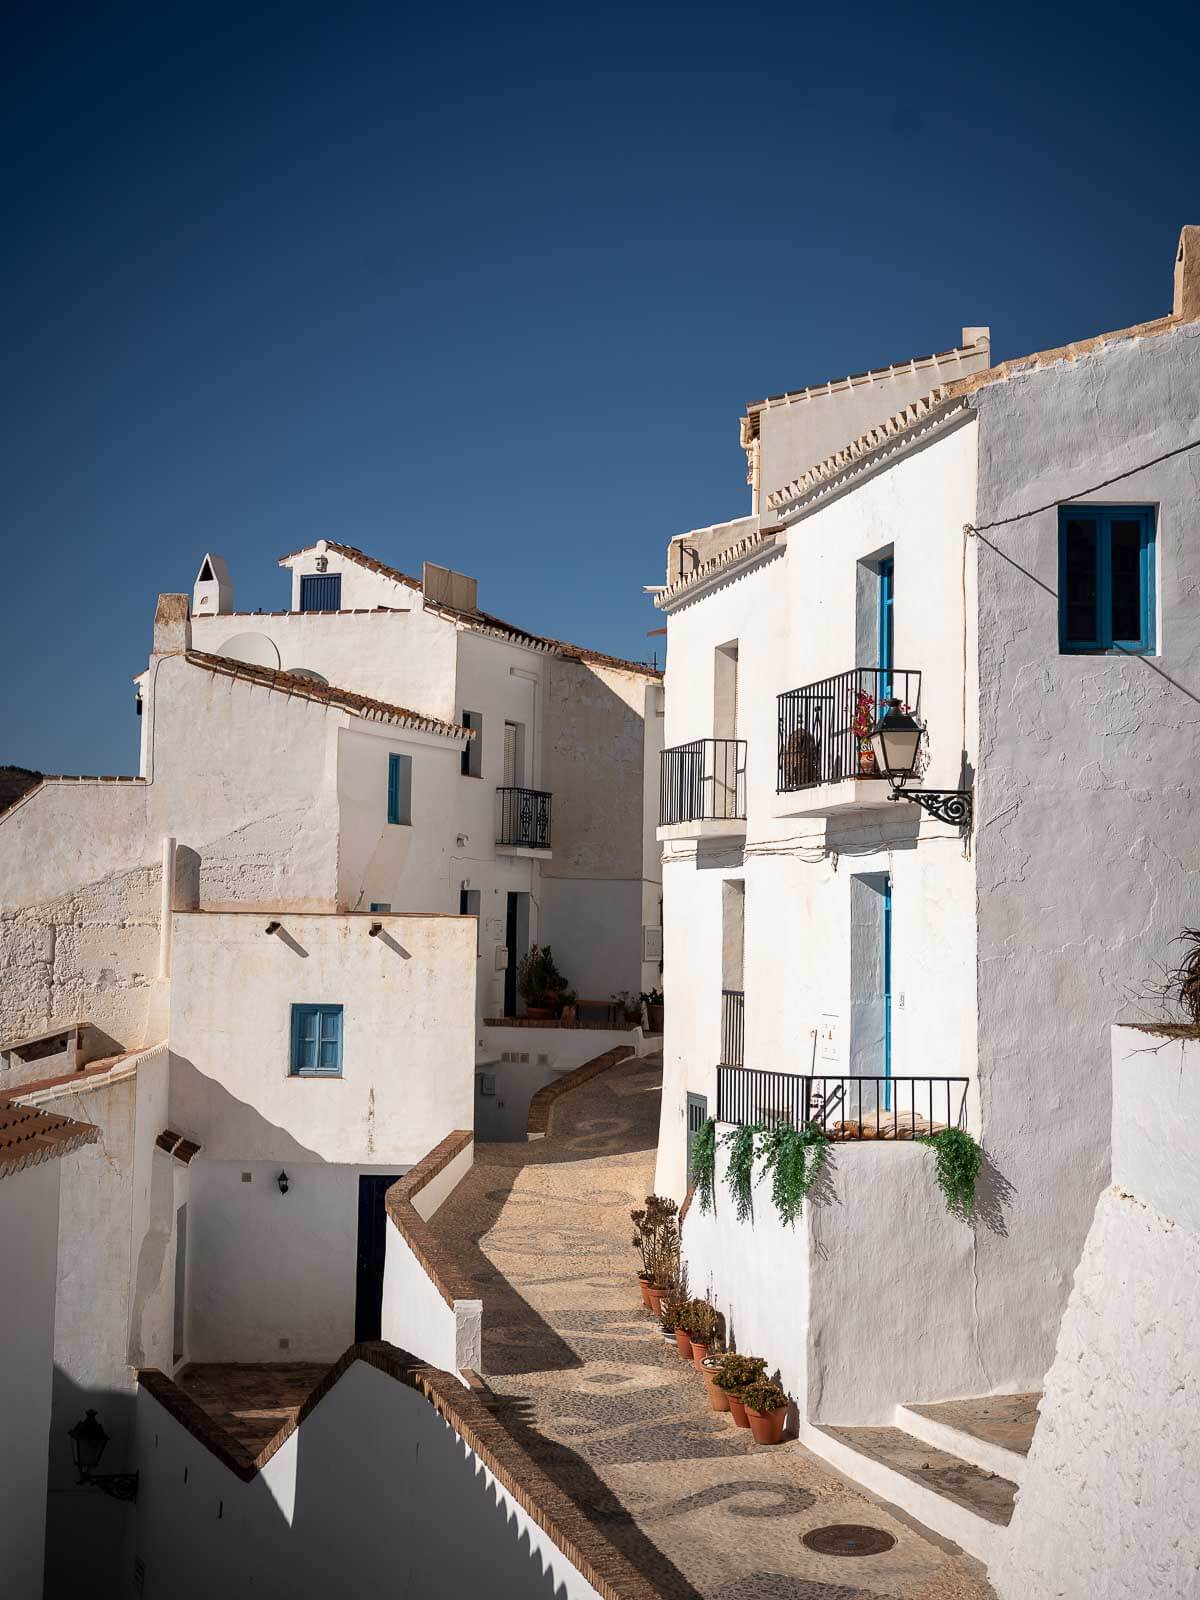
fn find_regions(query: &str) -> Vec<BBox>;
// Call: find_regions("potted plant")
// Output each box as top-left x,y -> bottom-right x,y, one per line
611,990 -> 643,1026
684,1300 -> 720,1370
631,1195 -> 677,1310
560,989 -> 578,1025
740,1378 -> 790,1445
712,1353 -> 766,1429
648,1207 -> 680,1317
851,689 -> 878,775
519,945 -> 569,1018
701,1353 -> 730,1411
662,1276 -> 693,1360
640,987 -> 664,1033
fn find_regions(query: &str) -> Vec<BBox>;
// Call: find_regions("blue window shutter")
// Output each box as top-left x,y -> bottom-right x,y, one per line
290,1004 -> 344,1075
387,754 -> 400,823
299,573 -> 342,613
387,753 -> 412,825
1059,506 -> 1155,654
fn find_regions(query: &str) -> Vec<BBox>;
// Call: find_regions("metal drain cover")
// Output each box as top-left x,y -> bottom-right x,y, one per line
802,1523 -> 896,1557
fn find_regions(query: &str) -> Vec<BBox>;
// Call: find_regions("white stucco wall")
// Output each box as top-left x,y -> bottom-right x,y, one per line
971,321 -> 1200,1390
475,1026 -> 636,1142
993,1027 -> 1200,1600
168,910 -> 475,1165
655,421 -> 979,1201
134,1358 -> 608,1600
0,1158 -> 60,1600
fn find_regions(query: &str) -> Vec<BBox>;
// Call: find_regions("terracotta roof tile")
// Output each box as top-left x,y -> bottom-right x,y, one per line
186,651 -> 473,742
276,540 -> 422,591
424,600 -> 663,679
0,1097 -> 98,1179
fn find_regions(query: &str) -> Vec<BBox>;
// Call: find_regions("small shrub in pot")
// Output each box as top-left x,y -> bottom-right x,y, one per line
740,1379 -> 790,1445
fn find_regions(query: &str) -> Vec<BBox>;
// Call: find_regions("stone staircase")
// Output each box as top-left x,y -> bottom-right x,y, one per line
809,1392 -> 1040,1565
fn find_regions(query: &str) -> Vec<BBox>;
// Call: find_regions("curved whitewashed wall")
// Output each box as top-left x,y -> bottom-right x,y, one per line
993,1027 -> 1200,1598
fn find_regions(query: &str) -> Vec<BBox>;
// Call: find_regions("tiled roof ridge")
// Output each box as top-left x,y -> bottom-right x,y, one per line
767,391 -> 966,510
0,1097 -> 99,1178
423,599 -> 664,679
526,1045 -> 635,1137
276,539 -> 422,590
139,1344 -> 661,1600
186,651 -> 473,742
384,1129 -> 477,1308
653,528 -> 782,609
13,1042 -> 166,1103
768,305 -> 1195,514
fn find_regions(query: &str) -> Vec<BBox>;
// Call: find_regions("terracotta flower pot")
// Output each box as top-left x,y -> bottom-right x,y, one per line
638,1277 -> 653,1310
746,1404 -> 788,1445
704,1372 -> 730,1412
674,1328 -> 693,1360
858,745 -> 877,775
726,1393 -> 750,1428
690,1340 -> 709,1370
647,1285 -> 665,1316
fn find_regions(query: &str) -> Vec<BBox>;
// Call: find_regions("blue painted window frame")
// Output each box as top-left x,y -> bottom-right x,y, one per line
299,572 -> 342,613
882,875 -> 893,1112
878,557 -> 894,698
386,753 -> 411,825
1058,506 -> 1156,654
290,1003 -> 344,1076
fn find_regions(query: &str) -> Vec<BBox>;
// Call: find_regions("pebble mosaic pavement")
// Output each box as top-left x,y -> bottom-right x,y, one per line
429,1054 -> 998,1600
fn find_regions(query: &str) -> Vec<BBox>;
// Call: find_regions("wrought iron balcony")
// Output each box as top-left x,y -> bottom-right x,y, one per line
720,989 -> 744,1067
777,668 -> 921,793
496,787 -> 552,851
716,1066 -> 968,1139
659,739 -> 746,828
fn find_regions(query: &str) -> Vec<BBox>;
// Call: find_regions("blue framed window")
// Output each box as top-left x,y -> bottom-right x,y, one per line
387,753 -> 412,825
1058,506 -> 1156,653
290,1004 -> 343,1076
299,572 -> 342,613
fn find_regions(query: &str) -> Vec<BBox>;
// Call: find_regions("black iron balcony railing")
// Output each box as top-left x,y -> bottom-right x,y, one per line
720,989 -> 744,1067
660,739 -> 747,826
716,1066 -> 968,1139
777,668 -> 921,792
496,787 -> 552,850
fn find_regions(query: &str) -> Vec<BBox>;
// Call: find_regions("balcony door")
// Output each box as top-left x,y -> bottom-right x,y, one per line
879,558 -> 894,699
503,720 -> 525,788
850,872 -> 892,1112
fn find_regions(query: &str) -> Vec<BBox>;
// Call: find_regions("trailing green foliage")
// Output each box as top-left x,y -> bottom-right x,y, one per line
916,1127 -> 983,1215
722,1123 -> 761,1223
759,1121 -> 830,1226
690,1118 -> 718,1214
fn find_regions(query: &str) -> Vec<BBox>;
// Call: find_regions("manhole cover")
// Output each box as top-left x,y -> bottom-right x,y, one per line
801,1524 -> 896,1557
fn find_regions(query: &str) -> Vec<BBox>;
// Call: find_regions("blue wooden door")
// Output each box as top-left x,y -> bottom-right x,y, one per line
355,1174 -> 401,1342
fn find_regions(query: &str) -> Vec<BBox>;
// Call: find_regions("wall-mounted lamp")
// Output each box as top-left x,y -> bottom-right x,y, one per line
869,699 -> 973,828
68,1411 -> 139,1501
368,921 -> 383,937
264,921 -> 282,936
277,1170 -> 290,1195
314,554 -> 328,573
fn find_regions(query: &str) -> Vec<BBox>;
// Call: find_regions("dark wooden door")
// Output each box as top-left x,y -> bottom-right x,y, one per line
355,1174 -> 400,1342
504,891 -> 518,1017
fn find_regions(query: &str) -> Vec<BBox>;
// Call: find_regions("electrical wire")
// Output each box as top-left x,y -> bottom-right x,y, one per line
968,435 -> 1200,535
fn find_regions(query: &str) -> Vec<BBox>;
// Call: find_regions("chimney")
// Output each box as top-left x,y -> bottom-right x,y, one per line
153,594 -> 191,655
1173,226 -> 1200,321
192,553 -> 233,616
962,326 -> 991,357
422,562 -> 478,614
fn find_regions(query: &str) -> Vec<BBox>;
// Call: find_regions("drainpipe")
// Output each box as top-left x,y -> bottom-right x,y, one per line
158,836 -> 177,979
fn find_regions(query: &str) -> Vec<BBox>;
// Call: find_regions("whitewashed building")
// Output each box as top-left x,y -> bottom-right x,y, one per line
0,541 -> 660,1594
654,227 -> 1200,1565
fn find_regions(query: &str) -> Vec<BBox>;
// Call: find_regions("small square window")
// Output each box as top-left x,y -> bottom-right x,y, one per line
290,1004 -> 344,1076
1058,506 -> 1156,654
387,753 -> 412,825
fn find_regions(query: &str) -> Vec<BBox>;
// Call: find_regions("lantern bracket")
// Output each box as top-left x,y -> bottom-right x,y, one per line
888,785 -> 973,829
80,1470 -> 140,1502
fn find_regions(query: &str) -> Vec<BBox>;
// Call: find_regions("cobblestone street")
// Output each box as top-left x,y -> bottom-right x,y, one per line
430,1054 -> 996,1600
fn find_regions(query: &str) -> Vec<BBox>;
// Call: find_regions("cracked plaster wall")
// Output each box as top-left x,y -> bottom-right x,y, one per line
971,322 -> 1200,1390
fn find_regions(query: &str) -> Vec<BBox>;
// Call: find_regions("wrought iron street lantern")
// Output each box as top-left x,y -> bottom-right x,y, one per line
869,698 -> 973,828
68,1411 -> 139,1501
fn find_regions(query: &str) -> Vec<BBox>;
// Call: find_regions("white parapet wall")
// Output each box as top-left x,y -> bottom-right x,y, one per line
381,1131 -> 481,1377
134,1352 -> 644,1600
683,1130 -> 985,1424
992,1026 -> 1200,1599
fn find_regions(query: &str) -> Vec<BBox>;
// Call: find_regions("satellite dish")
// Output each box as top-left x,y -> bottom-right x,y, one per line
283,667 -> 328,685
215,633 -> 281,670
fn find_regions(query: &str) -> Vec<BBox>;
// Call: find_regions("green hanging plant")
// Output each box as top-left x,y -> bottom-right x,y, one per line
759,1120 -> 830,1226
916,1127 -> 982,1216
690,1118 -> 718,1215
722,1123 -> 761,1223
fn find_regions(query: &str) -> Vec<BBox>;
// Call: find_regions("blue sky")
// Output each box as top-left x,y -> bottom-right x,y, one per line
3,1 -> 1196,772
